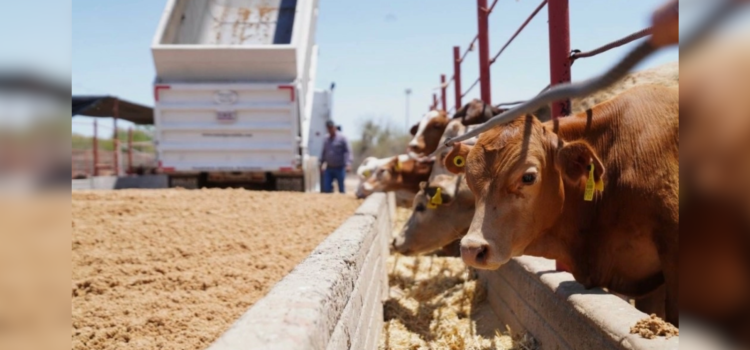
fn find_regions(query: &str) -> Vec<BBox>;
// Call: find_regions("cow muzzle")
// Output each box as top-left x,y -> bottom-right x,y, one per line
460,236 -> 505,270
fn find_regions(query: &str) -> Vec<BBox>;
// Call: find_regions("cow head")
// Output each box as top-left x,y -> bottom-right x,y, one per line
393,175 -> 475,255
355,157 -> 390,199
408,110 -> 450,156
453,99 -> 505,126
444,115 -> 605,269
356,155 -> 409,198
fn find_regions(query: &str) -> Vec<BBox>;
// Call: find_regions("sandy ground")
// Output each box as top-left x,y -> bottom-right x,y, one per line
380,207 -> 536,350
71,189 -> 359,350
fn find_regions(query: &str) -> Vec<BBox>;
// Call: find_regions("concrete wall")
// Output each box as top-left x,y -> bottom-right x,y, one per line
207,192 -> 394,350
480,256 -> 679,350
71,175 -> 168,190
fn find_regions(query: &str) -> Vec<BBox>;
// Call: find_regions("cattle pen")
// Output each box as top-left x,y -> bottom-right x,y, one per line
70,1 -> 683,349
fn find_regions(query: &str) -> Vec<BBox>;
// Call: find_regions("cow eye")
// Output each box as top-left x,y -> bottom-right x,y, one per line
521,173 -> 537,185
415,203 -> 426,212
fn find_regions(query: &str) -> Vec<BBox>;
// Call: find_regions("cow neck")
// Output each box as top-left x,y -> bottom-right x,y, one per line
541,110 -> 613,274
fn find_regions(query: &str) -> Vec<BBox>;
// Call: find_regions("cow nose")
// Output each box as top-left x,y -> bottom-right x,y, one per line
460,238 -> 490,268
391,236 -> 410,255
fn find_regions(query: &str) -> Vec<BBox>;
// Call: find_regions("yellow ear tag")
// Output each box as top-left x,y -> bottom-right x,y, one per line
394,159 -> 402,172
363,170 -> 371,178
595,177 -> 604,192
453,155 -> 466,168
584,164 -> 596,201
427,187 -> 443,209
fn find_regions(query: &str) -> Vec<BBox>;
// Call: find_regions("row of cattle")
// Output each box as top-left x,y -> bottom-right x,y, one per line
354,61 -> 680,326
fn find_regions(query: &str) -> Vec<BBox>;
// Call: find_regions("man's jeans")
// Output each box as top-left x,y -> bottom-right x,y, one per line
322,166 -> 346,193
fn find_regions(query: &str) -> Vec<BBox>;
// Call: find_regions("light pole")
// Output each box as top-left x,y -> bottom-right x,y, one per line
405,88 -> 412,131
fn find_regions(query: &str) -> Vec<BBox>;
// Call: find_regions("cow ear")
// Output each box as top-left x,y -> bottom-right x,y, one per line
461,100 -> 486,126
444,143 -> 473,174
410,124 -> 419,136
556,141 -> 605,187
425,185 -> 454,207
452,103 -> 468,120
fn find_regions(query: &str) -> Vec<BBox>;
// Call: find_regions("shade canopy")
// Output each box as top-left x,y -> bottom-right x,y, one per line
72,96 -> 153,125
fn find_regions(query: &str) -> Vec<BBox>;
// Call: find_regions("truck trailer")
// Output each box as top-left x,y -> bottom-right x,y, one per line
151,0 -> 328,192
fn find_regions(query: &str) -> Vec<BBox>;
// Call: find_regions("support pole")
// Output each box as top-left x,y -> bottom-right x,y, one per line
113,98 -> 120,176
128,127 -> 134,175
432,94 -> 439,111
453,46 -> 463,111
93,119 -> 99,177
547,0 -> 571,118
477,0 -> 492,104
440,74 -> 447,111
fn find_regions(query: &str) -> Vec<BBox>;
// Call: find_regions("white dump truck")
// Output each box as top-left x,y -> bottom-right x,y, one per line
151,0 -> 328,192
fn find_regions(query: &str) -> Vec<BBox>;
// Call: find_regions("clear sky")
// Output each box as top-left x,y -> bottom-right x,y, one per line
72,0 -> 679,138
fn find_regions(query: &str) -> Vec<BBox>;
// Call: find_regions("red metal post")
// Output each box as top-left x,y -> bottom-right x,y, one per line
547,0 -> 572,118
440,74 -> 447,111
477,0 -> 492,104
128,127 -> 134,175
113,98 -> 120,176
93,119 -> 99,177
453,46 -> 463,110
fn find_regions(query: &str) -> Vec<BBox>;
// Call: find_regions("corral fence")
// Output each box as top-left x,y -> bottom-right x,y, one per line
71,119 -> 157,179
428,0 -> 652,119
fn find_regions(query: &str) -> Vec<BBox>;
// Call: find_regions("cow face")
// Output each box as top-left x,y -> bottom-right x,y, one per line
444,115 -> 605,270
356,157 -> 377,180
407,110 -> 450,156
393,175 -> 474,255
356,155 -> 407,198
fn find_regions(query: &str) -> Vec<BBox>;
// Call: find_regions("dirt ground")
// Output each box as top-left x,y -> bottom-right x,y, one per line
380,207 -> 536,350
71,189 -> 359,350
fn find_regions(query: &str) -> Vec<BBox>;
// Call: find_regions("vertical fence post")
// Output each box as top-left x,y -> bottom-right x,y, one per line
453,46 -> 463,111
113,98 -> 120,176
548,0 -> 571,118
432,94 -> 438,111
440,74 -> 447,111
128,127 -> 134,175
93,119 -> 99,177
477,0 -> 492,104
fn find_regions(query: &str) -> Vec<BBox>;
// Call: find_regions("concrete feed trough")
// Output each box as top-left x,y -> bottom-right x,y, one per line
480,257 -> 679,350
206,192 -> 678,350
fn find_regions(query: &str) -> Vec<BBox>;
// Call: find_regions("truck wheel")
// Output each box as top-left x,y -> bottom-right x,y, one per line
274,176 -> 304,192
168,175 -> 200,189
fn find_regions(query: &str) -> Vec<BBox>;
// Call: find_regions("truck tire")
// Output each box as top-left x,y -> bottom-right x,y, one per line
168,175 -> 201,189
275,176 -> 304,192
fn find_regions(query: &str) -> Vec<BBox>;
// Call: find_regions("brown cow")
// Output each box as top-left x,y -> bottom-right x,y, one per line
445,84 -> 679,324
408,110 -> 450,156
356,154 -> 433,198
393,175 -> 474,255
393,119 -> 476,255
